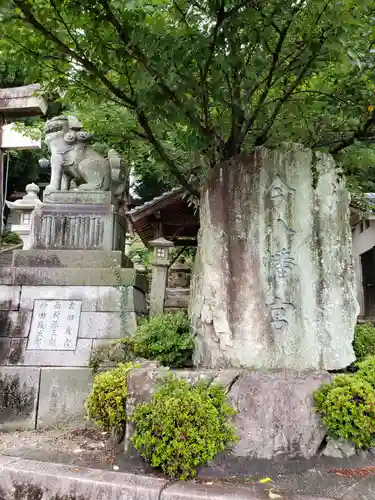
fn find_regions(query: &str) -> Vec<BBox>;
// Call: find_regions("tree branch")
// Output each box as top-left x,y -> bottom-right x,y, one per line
136,110 -> 199,196
330,112 -> 375,154
254,50 -> 324,146
14,0 -> 136,109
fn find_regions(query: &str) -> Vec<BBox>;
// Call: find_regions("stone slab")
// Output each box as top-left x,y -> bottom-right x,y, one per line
20,286 -> 98,311
13,267 -> 147,289
228,370 -> 331,459
78,311 -> 137,338
27,300 -> 81,351
0,338 -> 27,365
0,459 -> 168,500
0,456 -> 20,468
162,482 -> 273,499
12,249 -> 126,268
37,368 -> 93,428
97,286 -> 147,313
0,267 -> 15,285
23,339 -> 93,367
0,367 -> 40,431
0,285 -> 20,310
0,311 -> 32,338
43,190 -> 113,205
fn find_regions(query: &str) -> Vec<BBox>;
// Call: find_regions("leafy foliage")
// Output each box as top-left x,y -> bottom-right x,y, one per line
353,322 -> 375,362
88,338 -> 135,374
131,375 -> 237,479
133,312 -> 194,368
1,230 -> 22,245
1,0 -> 375,194
356,356 -> 375,388
314,374 -> 375,449
89,312 -> 193,372
85,363 -> 134,432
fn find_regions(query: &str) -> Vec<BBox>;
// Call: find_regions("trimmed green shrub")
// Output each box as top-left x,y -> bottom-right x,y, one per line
314,374 -> 375,448
88,338 -> 136,373
1,231 -> 22,245
356,355 -> 375,387
353,322 -> 375,361
131,375 -> 237,480
132,312 -> 194,368
85,363 -> 134,432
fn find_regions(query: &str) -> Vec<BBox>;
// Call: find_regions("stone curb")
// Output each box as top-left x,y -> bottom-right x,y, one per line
0,456 -> 335,500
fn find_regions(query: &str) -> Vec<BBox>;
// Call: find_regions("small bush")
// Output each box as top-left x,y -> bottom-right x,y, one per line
353,322 -> 375,361
356,355 -> 375,387
131,375 -> 237,480
88,338 -> 135,373
1,231 -> 22,245
133,312 -> 194,368
314,374 -> 375,448
85,363 -> 134,433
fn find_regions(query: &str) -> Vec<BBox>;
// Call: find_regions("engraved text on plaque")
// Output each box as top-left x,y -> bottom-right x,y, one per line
28,300 -> 81,350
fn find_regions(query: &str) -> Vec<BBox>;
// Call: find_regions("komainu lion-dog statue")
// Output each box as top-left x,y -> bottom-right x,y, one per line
40,115 -> 127,198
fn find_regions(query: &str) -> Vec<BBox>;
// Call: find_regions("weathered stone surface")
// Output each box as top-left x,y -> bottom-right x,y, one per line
0,311 -> 32,338
37,368 -> 93,428
0,459 -> 168,500
0,338 -> 27,365
97,286 -> 147,313
0,267 -> 15,285
190,145 -> 358,370
0,367 -> 39,430
20,285 -> 97,311
23,339 -> 92,367
43,190 -> 113,205
228,370 -> 331,459
13,267 -> 146,288
30,202 -> 115,251
0,84 -> 47,116
0,286 -> 20,311
12,249 -> 126,268
79,311 -> 136,338
164,288 -> 190,309
322,438 -> 356,458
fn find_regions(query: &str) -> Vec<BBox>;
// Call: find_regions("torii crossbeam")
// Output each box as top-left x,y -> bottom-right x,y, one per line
0,84 -> 47,233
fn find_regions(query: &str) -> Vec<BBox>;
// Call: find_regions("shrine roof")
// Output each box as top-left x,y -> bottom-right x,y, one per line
126,187 -> 199,246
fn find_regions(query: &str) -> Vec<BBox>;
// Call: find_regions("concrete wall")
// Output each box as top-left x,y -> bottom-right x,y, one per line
352,219 -> 375,315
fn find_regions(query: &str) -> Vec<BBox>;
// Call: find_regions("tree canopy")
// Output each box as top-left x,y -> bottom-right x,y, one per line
1,0 -> 375,195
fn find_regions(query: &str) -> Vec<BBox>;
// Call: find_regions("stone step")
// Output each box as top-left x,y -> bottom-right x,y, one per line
12,249 -> 131,269
0,266 -> 148,290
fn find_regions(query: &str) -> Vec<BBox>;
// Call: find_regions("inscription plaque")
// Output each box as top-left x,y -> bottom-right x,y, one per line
28,300 -> 81,350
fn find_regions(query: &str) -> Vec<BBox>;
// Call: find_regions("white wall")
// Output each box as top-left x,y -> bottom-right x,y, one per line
352,219 -> 375,315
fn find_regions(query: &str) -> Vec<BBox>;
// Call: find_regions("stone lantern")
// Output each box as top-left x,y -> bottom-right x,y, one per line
149,237 -> 174,316
169,258 -> 190,288
5,183 -> 41,249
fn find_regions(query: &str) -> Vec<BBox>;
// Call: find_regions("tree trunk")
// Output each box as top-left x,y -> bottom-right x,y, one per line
189,143 -> 358,370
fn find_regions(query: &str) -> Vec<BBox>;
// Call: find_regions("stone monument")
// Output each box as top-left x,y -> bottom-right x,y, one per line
189,144 -> 359,371
0,115 -> 146,431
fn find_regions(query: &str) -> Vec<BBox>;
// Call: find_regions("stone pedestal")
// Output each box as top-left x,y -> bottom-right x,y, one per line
30,190 -> 123,251
124,365 -> 331,460
0,190 -> 147,431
